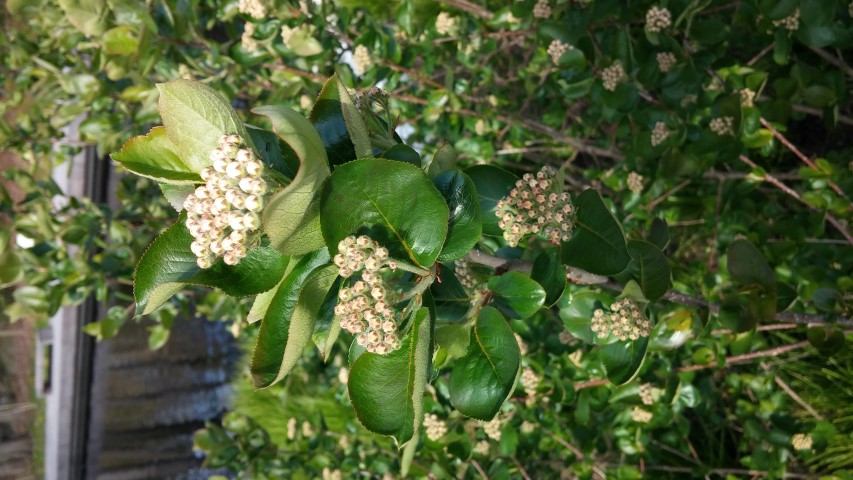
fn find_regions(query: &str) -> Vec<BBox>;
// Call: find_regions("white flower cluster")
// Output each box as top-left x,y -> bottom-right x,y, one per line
568,350 -> 583,367
475,118 -> 487,136
184,134 -> 267,269
521,421 -> 535,434
495,167 -> 576,247
353,44 -> 373,75
681,94 -> 697,107
423,413 -> 448,441
792,433 -> 813,451
656,52 -> 677,72
435,12 -> 457,35
238,0 -> 266,19
601,62 -> 626,92
333,236 -> 401,354
287,418 -> 297,440
515,333 -> 529,356
474,440 -> 490,455
302,421 -> 314,437
710,116 -> 735,136
547,39 -> 573,64
651,121 -> 670,147
242,23 -> 258,52
631,406 -> 653,423
773,9 -> 800,31
533,0 -> 552,18
627,171 -> 644,194
740,88 -> 756,107
639,383 -> 654,405
338,367 -> 349,384
322,467 -> 343,480
454,259 -> 479,290
558,329 -> 574,345
520,367 -> 540,393
483,417 -> 503,441
591,299 -> 651,341
280,25 -> 294,47
645,6 -> 672,33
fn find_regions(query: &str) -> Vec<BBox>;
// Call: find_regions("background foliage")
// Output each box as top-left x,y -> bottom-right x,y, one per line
2,0 -> 853,478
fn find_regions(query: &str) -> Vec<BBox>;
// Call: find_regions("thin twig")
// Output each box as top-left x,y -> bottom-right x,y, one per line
511,456 -> 533,480
676,341 -> 811,372
711,323 -> 799,335
434,0 -> 494,19
808,46 -> 853,79
761,362 -> 825,421
471,460 -> 489,479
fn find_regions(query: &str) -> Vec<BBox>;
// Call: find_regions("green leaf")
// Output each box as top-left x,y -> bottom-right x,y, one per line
251,258 -> 337,389
320,158 -> 449,268
599,337 -> 648,385
0,249 -> 23,287
254,105 -> 330,255
531,251 -> 566,307
431,266 -> 472,323
134,214 -> 288,315
310,75 -> 371,166
381,144 -> 421,167
286,25 -> 324,57
488,272 -> 545,320
559,291 -> 610,344
427,144 -> 458,177
727,239 -> 776,289
562,189 -> 630,276
434,324 -> 471,363
245,125 -> 297,178
648,218 -> 670,250
58,0 -> 107,36
449,307 -> 520,420
157,80 -> 253,172
807,326 -> 846,355
158,183 -> 195,211
432,170 -> 482,262
620,240 -> 671,302
464,165 -> 517,237
311,277 -> 343,361
111,126 -> 201,184
101,25 -> 139,56
349,307 -> 431,445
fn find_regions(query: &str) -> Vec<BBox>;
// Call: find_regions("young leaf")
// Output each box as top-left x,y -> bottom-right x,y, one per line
599,337 -> 649,385
433,169 -> 482,262
531,251 -> 567,307
254,105 -> 330,255
157,80 -> 253,172
111,126 -> 201,184
310,75 -> 371,165
562,189 -> 630,276
250,249 -> 332,388
320,158 -> 449,268
727,239 -> 776,290
134,214 -> 288,315
620,240 -> 671,302
349,307 -> 432,446
464,165 -> 518,237
558,291 -> 612,345
449,307 -> 520,420
427,143 -> 458,177
488,272 -> 546,320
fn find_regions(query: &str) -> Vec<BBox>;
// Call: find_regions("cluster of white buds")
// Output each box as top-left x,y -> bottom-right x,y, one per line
520,367 -> 540,393
740,88 -> 756,107
656,52 -> 677,72
627,172 -> 644,194
333,236 -> 401,354
773,9 -> 800,31
568,350 -> 583,368
495,167 -> 576,247
591,299 -> 651,341
639,383 -> 655,405
435,12 -> 458,35
338,435 -> 351,451
238,0 -> 266,19
558,329 -> 574,345
483,417 -> 503,441
287,418 -> 297,440
681,94 -> 697,107
184,134 -> 267,268
241,23 -> 259,52
533,0 -> 552,18
651,121 -> 670,147
322,468 -> 343,480
423,414 -> 448,441
338,367 -> 349,384
601,62 -> 626,92
352,44 -> 373,75
645,6 -> 672,33
710,116 -> 735,136
302,421 -> 314,437
631,407 -> 653,423
474,440 -> 490,456
515,333 -> 529,356
454,259 -> 479,290
520,421 -> 535,434
475,119 -> 487,136
280,26 -> 294,48
547,40 -> 573,64
791,433 -> 813,451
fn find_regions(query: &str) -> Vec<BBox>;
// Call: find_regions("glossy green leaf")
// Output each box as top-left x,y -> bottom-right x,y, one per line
134,214 -> 288,315
111,126 -> 201,184
727,239 -> 775,289
381,144 -> 421,167
433,170 -> 482,262
245,125 -> 297,178
431,266 -> 472,323
488,272 -> 545,320
558,291 -> 610,345
648,218 -> 670,250
320,158 -> 449,268
562,189 -> 630,276
531,251 -> 566,307
157,80 -> 253,172
434,324 -> 471,363
464,165 -> 517,237
349,307 -> 431,445
158,183 -> 195,211
599,337 -> 648,385
311,276 -> 343,360
449,307 -> 520,420
310,75 -> 371,166
427,144 -> 458,177
254,105 -> 330,255
251,258 -> 337,389
619,240 -> 671,302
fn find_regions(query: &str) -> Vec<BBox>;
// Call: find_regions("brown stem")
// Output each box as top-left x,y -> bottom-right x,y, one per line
471,460 -> 490,479
676,341 -> 811,373
434,0 -> 494,19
